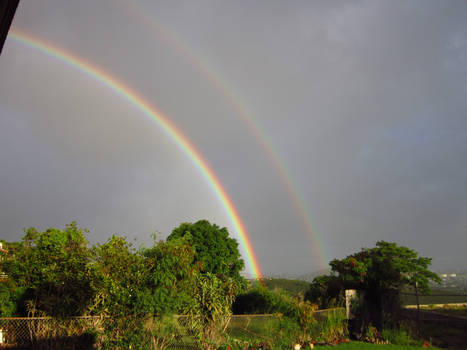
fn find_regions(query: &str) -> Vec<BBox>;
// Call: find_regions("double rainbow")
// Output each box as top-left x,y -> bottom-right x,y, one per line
8,29 -> 262,279
118,2 -> 328,267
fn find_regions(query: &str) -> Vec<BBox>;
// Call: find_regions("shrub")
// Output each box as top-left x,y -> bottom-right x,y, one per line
381,322 -> 421,346
233,287 -> 299,318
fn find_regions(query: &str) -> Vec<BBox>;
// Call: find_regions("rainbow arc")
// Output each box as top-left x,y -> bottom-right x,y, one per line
9,29 -> 262,279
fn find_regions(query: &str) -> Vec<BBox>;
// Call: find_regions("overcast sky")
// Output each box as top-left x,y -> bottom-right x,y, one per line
1,0 -> 467,276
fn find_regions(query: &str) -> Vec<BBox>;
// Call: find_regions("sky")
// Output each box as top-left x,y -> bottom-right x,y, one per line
1,0 -> 467,277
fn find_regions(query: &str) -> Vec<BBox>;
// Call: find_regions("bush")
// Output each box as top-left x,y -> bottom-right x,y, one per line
233,287 -> 299,318
312,308 -> 348,344
381,322 -> 421,346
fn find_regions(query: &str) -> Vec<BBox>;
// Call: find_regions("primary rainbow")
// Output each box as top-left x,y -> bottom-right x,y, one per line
8,29 -> 262,279
118,1 -> 328,268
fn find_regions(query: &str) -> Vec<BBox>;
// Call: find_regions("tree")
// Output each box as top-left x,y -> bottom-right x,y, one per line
168,220 -> 244,281
92,235 -> 203,349
3,222 -> 95,317
329,241 -> 441,330
91,235 -> 146,317
330,241 -> 440,295
305,275 -> 343,309
138,235 -> 200,315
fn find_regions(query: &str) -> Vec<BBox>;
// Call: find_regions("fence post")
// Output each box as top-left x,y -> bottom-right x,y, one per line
345,289 -> 357,319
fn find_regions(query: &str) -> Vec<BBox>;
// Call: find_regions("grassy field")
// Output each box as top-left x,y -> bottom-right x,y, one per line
420,304 -> 467,318
401,288 -> 467,305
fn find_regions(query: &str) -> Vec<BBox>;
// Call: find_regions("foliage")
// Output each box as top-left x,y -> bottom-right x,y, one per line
329,241 -> 441,330
330,241 -> 441,295
92,235 -> 202,349
256,278 -> 311,296
168,220 -> 245,281
233,286 -> 323,346
305,274 -> 344,308
0,280 -> 17,317
311,308 -> 348,344
139,236 -> 200,315
3,222 -> 95,317
144,314 -> 185,350
233,287 -> 299,318
381,326 -> 420,346
91,235 -> 146,317
186,273 -> 240,350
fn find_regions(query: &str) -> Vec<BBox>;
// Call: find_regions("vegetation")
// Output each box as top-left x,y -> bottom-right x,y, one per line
254,277 -> 310,296
329,241 -> 441,295
0,227 -> 453,349
2,222 -> 95,317
0,221 -> 247,349
400,288 -> 467,305
307,241 -> 441,331
168,220 -> 245,281
421,304 -> 467,317
305,274 -> 343,308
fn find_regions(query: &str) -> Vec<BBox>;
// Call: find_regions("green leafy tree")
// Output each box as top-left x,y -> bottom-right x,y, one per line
330,241 -> 440,295
3,222 -> 95,317
92,235 -> 202,349
0,243 -> 17,316
329,241 -> 441,330
0,280 -> 17,317
305,275 -> 343,308
138,236 -> 200,315
168,220 -> 244,281
91,235 -> 146,317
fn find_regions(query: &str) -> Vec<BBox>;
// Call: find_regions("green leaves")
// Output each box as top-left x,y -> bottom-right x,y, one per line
168,220 -> 245,281
329,240 -> 440,294
3,222 -> 94,317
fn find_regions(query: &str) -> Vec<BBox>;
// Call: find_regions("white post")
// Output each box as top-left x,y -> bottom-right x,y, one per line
0,328 -> 3,344
345,289 -> 357,319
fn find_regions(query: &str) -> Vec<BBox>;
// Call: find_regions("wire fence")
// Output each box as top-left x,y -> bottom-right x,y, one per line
0,316 -> 103,346
0,308 -> 344,348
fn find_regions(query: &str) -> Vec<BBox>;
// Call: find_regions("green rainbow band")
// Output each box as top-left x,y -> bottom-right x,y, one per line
8,29 -> 262,279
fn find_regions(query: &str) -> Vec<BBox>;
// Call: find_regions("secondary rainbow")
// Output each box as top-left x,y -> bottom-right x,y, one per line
8,29 -> 262,279
118,1 -> 328,267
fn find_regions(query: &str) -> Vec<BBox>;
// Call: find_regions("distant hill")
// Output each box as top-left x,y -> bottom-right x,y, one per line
295,268 -> 331,282
251,278 -> 310,296
259,268 -> 332,282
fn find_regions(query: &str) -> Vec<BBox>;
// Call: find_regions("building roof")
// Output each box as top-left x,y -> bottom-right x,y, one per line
0,0 -> 20,55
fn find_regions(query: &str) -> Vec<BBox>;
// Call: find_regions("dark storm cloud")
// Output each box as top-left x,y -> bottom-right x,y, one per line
1,0 -> 467,275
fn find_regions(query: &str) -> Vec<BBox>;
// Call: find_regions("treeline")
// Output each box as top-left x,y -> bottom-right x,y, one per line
0,221 -> 345,349
0,220 -> 244,318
